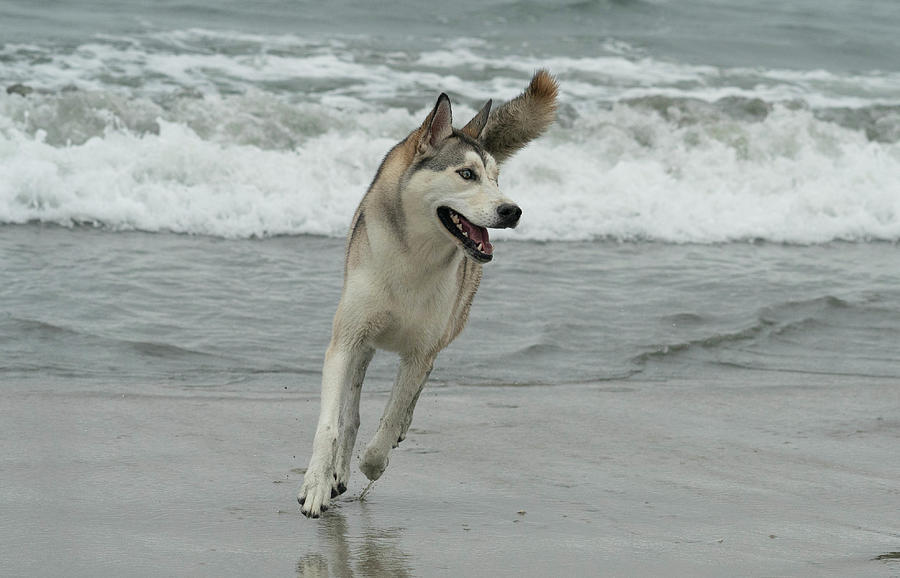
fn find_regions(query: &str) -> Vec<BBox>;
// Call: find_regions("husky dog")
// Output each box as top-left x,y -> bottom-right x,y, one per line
299,70 -> 558,517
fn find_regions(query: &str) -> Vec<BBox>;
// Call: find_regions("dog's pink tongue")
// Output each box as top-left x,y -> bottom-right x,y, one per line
460,219 -> 493,255
480,231 -> 494,255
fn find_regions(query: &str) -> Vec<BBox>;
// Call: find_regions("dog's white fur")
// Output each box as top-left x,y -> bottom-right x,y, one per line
299,71 -> 558,517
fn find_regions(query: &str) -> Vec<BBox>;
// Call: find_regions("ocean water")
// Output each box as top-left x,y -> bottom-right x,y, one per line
2,0 -> 900,392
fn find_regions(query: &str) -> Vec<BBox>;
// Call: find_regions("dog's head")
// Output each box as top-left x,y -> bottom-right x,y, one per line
404,70 -> 558,263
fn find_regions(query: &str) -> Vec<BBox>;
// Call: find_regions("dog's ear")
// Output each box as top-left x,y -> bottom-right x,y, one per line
460,99 -> 492,139
417,93 -> 453,153
480,69 -> 558,164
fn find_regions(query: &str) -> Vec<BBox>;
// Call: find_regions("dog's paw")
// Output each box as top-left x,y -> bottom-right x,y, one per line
359,444 -> 389,481
332,463 -> 350,498
298,469 -> 333,518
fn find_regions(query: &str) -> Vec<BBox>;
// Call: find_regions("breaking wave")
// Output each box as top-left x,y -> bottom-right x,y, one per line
2,30 -> 899,243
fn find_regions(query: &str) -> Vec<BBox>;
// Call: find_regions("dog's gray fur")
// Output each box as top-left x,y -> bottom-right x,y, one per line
299,70 -> 558,518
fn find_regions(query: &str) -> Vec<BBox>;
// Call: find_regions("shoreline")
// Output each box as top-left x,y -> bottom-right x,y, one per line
2,379 -> 898,576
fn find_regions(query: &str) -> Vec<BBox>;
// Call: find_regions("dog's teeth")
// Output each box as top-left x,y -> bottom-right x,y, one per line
477,242 -> 483,251
451,213 -> 459,224
456,223 -> 463,230
462,231 -> 468,237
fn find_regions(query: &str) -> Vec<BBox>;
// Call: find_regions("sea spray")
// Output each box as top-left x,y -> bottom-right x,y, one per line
2,30 -> 899,243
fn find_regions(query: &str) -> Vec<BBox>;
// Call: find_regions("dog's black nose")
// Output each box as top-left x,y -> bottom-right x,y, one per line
496,203 -> 522,227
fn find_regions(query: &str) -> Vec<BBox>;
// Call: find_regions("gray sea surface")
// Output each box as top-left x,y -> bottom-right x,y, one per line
3,0 -> 900,72
3,225 -> 899,390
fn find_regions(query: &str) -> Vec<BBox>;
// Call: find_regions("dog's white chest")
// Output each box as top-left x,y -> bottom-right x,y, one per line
372,272 -> 460,354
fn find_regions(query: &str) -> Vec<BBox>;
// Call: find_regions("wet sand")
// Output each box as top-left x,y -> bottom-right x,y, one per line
2,378 -> 898,577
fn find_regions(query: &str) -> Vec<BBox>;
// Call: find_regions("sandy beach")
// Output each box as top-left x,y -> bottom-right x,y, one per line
2,376 -> 898,577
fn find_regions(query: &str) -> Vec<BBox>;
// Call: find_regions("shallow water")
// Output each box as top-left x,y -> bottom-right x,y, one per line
3,225 -> 898,392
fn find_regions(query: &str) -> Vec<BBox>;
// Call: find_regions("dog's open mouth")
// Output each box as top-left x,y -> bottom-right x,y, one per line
437,207 -> 494,263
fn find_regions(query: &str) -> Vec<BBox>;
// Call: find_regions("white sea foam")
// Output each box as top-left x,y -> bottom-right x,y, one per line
415,45 -> 900,108
2,30 -> 899,243
502,105 -> 900,243
4,29 -> 900,108
2,91 -> 899,243
0,115 -> 397,238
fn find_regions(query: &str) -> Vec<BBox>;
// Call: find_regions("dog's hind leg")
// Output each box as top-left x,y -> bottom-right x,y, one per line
299,342 -> 369,518
333,346 -> 374,497
360,354 -> 434,481
396,365 -> 431,446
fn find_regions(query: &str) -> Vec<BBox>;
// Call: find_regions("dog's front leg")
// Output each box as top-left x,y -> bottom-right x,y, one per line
333,346 -> 374,497
360,353 -> 434,481
299,342 -> 367,518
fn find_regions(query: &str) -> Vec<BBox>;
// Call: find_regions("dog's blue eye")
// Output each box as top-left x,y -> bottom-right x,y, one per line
457,169 -> 475,181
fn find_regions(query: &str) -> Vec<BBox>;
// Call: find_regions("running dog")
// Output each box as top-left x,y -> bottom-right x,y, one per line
299,70 -> 558,517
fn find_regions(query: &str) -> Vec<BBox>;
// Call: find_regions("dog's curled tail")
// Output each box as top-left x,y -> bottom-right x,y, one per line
481,69 -> 558,164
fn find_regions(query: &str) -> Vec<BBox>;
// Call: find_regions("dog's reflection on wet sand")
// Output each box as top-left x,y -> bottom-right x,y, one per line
296,504 -> 413,578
